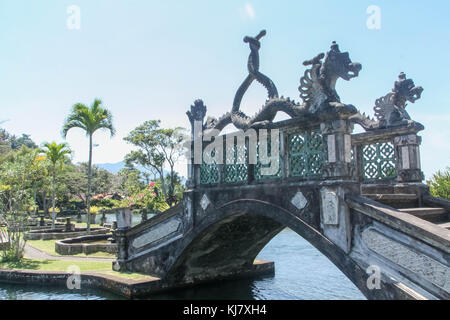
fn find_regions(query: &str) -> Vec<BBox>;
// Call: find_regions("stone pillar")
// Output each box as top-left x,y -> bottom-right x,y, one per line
100,210 -> 106,226
39,215 -> 45,227
321,119 -> 354,179
112,228 -> 128,271
141,209 -> 148,223
65,217 -> 72,232
394,134 -> 424,182
115,208 -> 132,229
186,100 -> 207,189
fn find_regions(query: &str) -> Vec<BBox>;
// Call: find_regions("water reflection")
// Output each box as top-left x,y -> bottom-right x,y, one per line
69,212 -> 151,226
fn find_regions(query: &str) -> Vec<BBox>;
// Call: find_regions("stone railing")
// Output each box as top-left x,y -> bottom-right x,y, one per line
197,119 -> 426,187
351,123 -> 425,184
113,202 -> 186,267
196,121 -> 326,187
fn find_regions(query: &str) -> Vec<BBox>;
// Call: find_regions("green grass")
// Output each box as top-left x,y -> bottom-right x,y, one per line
0,258 -> 111,272
27,239 -> 116,259
100,270 -> 156,281
0,258 -> 154,281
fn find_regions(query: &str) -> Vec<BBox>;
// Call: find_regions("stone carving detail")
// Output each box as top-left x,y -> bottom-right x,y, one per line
320,187 -> 339,225
350,72 -> 424,130
300,41 -> 361,115
200,194 -> 211,211
132,218 -> 181,249
203,32 -> 362,132
392,72 -> 423,108
362,228 -> 450,292
187,99 -> 207,131
291,191 -> 308,210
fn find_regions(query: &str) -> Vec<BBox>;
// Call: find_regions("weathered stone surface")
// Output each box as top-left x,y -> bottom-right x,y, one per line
362,228 -> 450,292
291,191 -> 308,210
116,209 -> 133,229
132,218 -> 181,249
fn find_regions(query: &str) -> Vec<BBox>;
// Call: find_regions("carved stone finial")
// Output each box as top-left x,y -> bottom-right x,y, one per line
330,41 -> 340,52
367,73 -> 424,128
392,72 -> 423,108
186,99 -> 207,126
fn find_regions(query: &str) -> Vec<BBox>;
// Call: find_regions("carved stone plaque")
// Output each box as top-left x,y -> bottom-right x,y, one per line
320,187 -> 339,225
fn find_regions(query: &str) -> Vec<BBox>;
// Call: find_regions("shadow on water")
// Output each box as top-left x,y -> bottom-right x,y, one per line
145,277 -> 268,300
0,228 -> 366,300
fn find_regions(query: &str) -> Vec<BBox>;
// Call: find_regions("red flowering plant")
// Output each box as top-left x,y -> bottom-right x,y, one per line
121,181 -> 169,213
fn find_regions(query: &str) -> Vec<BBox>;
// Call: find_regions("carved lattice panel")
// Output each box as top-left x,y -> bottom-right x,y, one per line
288,130 -> 324,178
224,143 -> 248,183
200,147 -> 220,185
362,142 -> 397,181
255,134 -> 282,180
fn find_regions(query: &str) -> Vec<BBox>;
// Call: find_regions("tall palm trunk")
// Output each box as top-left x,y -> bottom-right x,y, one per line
33,186 -> 37,216
51,169 -> 56,230
87,133 -> 93,234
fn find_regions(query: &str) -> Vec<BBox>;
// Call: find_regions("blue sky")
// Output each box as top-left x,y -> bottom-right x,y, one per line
0,0 -> 449,178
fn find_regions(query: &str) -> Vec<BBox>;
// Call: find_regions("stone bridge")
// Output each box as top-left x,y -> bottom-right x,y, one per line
113,32 -> 450,300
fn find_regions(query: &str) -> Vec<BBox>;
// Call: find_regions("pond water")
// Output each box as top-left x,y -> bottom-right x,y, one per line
0,228 -> 365,300
70,212 -> 149,226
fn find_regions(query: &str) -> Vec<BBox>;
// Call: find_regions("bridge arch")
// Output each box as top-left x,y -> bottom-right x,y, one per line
165,199 -> 371,298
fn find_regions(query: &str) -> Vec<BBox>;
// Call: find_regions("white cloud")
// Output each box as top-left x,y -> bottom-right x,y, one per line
239,3 -> 255,20
245,3 -> 255,19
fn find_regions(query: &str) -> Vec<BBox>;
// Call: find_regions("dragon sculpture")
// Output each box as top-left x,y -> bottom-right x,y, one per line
204,31 -> 362,132
349,72 -> 424,130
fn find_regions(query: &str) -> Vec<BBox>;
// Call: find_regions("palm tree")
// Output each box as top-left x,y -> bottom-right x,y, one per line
62,99 -> 115,233
40,142 -> 71,229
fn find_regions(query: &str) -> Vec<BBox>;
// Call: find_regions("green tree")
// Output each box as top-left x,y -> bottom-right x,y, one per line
62,99 -> 115,232
117,167 -> 148,196
10,134 -> 38,150
0,147 -> 43,262
40,142 -> 72,229
0,129 -> 11,155
427,167 -> 450,200
124,120 -> 185,206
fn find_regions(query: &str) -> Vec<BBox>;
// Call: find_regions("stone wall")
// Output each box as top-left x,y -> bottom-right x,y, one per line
55,234 -> 118,255
24,227 -> 110,241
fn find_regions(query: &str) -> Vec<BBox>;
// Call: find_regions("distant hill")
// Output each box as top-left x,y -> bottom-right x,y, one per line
96,161 -> 126,174
96,161 -> 148,175
96,161 -> 186,183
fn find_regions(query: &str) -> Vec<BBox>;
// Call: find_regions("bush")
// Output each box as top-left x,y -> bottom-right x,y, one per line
91,198 -> 115,209
1,213 -> 27,263
119,183 -> 169,213
427,167 -> 450,199
89,206 -> 101,215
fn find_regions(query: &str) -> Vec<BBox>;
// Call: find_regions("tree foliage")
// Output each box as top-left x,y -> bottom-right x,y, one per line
124,120 -> 186,206
62,99 -> 115,232
40,142 -> 72,228
427,167 -> 450,199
